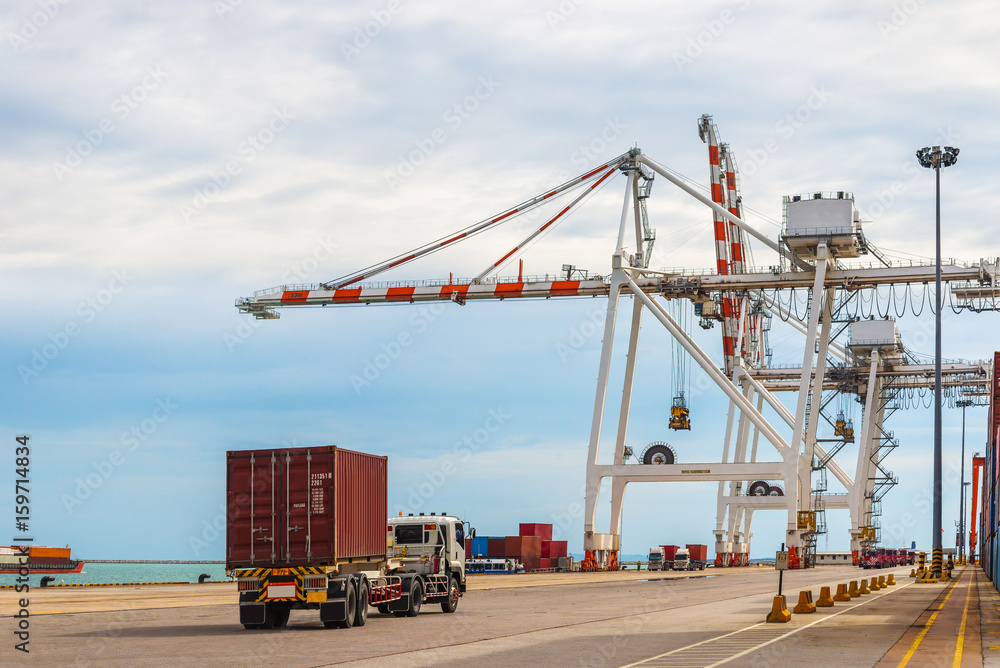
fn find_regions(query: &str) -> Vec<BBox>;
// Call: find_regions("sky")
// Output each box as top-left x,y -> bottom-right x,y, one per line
1,0 -> 999,561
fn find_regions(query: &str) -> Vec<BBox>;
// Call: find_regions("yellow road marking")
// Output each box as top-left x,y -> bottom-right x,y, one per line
897,569 -> 964,668
952,571 -> 973,668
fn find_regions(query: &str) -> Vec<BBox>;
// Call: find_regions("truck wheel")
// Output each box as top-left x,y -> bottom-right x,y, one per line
340,585 -> 357,628
440,578 -> 460,613
405,581 -> 423,617
354,583 -> 369,627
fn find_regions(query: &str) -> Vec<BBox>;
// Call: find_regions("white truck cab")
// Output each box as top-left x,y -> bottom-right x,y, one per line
388,513 -> 467,593
673,547 -> 690,571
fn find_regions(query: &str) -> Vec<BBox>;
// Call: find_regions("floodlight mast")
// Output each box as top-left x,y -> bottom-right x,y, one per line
916,145 -> 959,576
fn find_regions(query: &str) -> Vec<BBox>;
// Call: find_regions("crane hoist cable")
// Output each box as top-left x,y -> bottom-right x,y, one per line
475,166 -> 620,282
320,153 -> 633,290
669,299 -> 692,431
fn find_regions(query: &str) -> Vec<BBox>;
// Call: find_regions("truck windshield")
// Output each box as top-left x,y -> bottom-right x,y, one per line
395,525 -> 423,544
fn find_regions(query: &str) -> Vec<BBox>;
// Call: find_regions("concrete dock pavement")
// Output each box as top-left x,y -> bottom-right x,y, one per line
874,566 -> 981,667
0,564 -> 975,667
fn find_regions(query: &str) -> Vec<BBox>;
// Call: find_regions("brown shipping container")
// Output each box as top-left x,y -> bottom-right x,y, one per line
522,535 -> 542,557
661,545 -> 679,561
519,523 -> 553,541
522,556 -> 541,572
226,445 -> 387,569
488,538 -> 506,558
504,536 -> 523,557
686,544 -> 708,562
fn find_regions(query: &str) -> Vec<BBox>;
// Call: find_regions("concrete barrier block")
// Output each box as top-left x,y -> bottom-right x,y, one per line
816,586 -> 835,607
833,583 -> 851,602
869,576 -> 881,591
848,580 -> 860,597
793,590 -> 817,614
858,579 -> 871,595
767,595 -> 792,623
886,574 -> 896,586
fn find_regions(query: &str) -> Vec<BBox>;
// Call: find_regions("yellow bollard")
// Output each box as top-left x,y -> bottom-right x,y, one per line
878,575 -> 886,588
910,568 -> 916,578
833,583 -> 851,602
887,574 -> 896,586
816,586 -> 835,607
869,576 -> 881,591
793,590 -> 816,614
858,579 -> 871,595
767,595 -> 792,623
848,580 -> 860,597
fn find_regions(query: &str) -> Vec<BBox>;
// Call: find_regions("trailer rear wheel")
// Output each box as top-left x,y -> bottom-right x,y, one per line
355,583 -> 369,627
405,580 -> 423,617
440,578 -> 460,613
341,585 -> 357,628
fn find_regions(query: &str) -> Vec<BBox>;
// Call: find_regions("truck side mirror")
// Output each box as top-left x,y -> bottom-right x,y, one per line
470,528 -> 476,539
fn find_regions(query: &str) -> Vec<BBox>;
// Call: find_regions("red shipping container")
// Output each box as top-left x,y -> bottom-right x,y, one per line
539,558 -> 550,570
519,523 -> 554,541
550,540 -> 568,558
540,541 -> 553,558
661,545 -> 679,561
686,544 -> 708,562
522,535 -> 542,557
227,445 -> 387,569
522,556 -> 541,572
488,538 -> 506,558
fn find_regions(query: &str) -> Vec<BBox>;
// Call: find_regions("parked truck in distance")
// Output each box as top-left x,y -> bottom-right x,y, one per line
647,547 -> 664,571
669,544 -> 708,571
226,445 -> 466,630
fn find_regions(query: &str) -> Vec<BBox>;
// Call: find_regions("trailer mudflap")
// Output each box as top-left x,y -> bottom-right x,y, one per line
240,604 -> 266,626
320,600 -> 348,623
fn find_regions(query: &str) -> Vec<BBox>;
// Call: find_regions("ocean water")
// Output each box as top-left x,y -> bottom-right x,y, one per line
0,562 -> 231,588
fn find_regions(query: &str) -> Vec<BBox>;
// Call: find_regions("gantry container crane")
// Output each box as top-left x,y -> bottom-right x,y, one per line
238,121 -> 1000,571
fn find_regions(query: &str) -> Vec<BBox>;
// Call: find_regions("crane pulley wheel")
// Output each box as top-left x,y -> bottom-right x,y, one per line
641,442 -> 676,466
